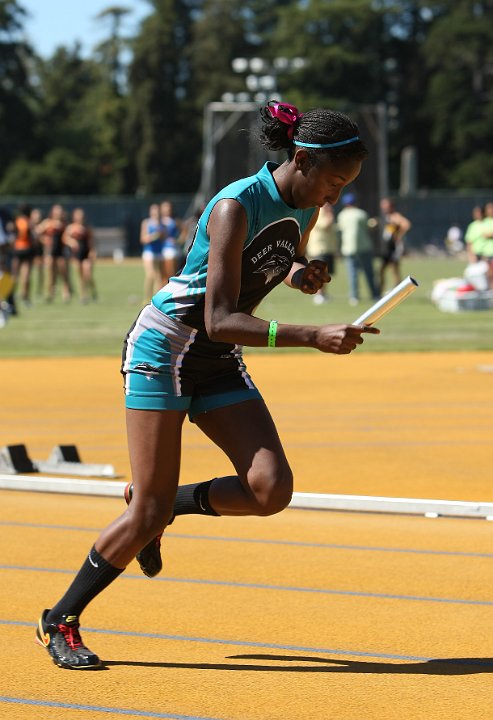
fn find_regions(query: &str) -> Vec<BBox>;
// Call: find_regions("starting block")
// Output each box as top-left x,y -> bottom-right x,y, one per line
35,444 -> 121,478
0,444 -> 121,478
0,444 -> 37,474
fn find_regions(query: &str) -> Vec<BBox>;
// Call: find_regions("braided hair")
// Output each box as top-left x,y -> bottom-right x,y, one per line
259,102 -> 368,165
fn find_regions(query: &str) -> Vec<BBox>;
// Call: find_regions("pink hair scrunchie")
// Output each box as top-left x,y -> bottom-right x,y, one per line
268,101 -> 303,140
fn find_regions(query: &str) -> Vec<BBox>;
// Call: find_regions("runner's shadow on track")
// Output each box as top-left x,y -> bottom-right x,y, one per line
104,655 -> 493,674
230,655 -> 493,674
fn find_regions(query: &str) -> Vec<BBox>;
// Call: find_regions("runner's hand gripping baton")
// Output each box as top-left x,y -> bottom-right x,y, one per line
353,275 -> 419,326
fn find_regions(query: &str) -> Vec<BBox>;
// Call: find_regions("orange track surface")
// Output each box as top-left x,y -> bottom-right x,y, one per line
1,353 -> 492,719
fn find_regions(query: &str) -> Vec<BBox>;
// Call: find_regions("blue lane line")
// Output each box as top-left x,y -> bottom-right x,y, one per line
5,619 -> 493,668
0,696 -> 223,720
0,520 -> 103,532
1,564 -> 492,606
1,520 -> 492,559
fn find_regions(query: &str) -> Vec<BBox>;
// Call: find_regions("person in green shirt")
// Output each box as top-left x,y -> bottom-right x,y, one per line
481,202 -> 493,288
465,206 -> 485,262
337,193 -> 379,305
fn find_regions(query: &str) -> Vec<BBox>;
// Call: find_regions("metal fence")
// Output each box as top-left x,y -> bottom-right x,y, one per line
0,194 -> 195,257
1,189 -> 492,257
389,192 -> 493,251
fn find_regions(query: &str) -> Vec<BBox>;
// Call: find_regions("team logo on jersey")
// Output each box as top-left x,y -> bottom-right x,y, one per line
253,253 -> 291,284
242,219 -> 302,308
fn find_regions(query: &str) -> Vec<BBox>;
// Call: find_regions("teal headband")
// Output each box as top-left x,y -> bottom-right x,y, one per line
293,136 -> 360,149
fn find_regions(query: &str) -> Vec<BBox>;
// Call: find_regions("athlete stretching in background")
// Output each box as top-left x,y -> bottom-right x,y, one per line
37,101 -> 379,669
64,208 -> 97,304
379,197 -> 411,292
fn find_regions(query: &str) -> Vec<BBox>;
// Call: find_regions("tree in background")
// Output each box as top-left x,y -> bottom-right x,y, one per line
0,0 -> 36,181
90,6 -> 132,193
124,0 -> 201,193
419,0 -> 493,188
74,58 -> 128,194
94,5 -> 131,94
1,0 -> 493,194
1,46 -> 110,193
1,8 -> 131,194
270,0 -> 387,109
370,1 -> 434,191
188,0 -> 254,109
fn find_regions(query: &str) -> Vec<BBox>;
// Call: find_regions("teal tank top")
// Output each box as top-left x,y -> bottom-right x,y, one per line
153,162 -> 316,331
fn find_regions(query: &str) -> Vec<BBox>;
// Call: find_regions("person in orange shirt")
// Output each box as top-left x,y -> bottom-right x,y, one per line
11,204 -> 34,307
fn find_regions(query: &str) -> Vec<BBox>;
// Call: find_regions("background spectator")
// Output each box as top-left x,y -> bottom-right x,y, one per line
160,200 -> 179,284
379,197 -> 412,292
337,193 -> 379,306
37,204 -> 71,303
11,204 -> 34,308
140,203 -> 165,303
64,208 -> 97,304
481,202 -> 493,288
306,203 -> 338,304
0,204 -> 16,315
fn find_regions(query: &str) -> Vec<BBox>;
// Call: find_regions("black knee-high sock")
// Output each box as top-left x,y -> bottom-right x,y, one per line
171,478 -> 225,521
46,546 -> 123,624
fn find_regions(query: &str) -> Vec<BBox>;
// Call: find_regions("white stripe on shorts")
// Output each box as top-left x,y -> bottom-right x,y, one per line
234,345 -> 255,389
172,327 -> 197,396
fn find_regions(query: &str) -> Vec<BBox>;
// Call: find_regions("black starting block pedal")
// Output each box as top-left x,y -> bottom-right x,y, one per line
0,444 -> 38,474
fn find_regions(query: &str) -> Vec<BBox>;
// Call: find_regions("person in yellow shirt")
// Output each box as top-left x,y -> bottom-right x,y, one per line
379,197 -> 411,292
306,202 -> 338,303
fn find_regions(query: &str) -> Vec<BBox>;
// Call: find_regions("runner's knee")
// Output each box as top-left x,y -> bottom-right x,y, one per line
127,493 -> 172,540
246,462 -> 293,516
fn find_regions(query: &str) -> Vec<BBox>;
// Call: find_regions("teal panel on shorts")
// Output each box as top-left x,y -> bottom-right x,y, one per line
125,377 -> 191,411
124,327 -> 191,411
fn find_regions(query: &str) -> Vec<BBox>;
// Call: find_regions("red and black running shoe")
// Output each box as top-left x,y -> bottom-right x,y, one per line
36,609 -> 102,670
124,482 -> 163,578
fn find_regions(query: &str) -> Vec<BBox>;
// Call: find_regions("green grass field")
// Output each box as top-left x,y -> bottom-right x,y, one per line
1,255 -> 492,357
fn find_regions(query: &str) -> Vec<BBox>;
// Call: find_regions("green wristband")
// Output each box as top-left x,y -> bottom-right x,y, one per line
268,320 -> 278,348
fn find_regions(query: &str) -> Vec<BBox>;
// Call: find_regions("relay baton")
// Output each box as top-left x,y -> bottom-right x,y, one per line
353,275 -> 418,327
